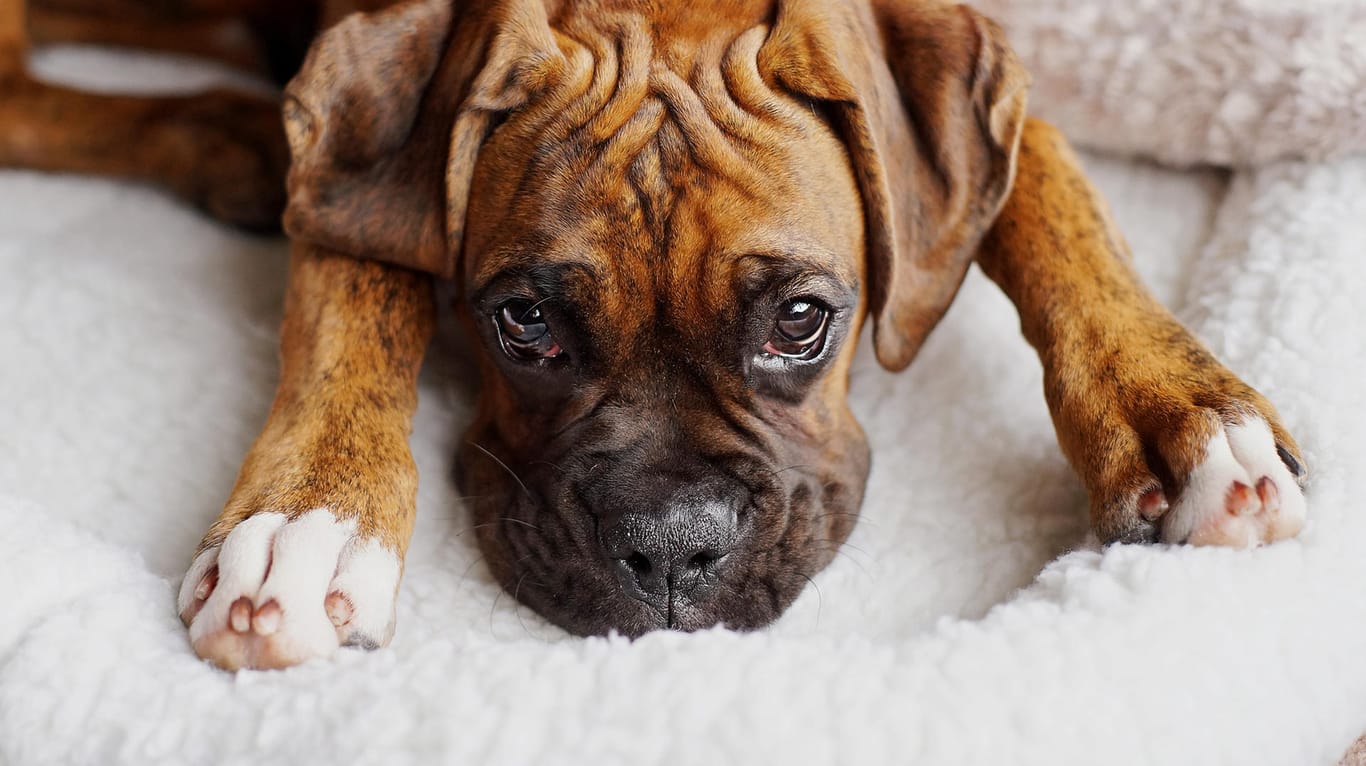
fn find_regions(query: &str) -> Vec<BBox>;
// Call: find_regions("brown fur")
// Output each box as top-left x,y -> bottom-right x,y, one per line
197,246 -> 433,558
1,0 -> 23,74
28,10 -> 269,71
0,75 -> 288,226
978,120 -> 1305,542
0,0 -> 1307,669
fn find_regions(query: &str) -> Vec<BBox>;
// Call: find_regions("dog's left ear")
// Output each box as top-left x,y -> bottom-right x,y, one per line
762,0 -> 1028,370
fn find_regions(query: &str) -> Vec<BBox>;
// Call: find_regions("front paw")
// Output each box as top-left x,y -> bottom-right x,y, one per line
177,509 -> 400,671
1156,416 -> 1306,546
1087,406 -> 1307,547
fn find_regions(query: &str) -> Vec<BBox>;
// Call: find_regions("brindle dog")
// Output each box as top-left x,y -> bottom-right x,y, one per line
0,0 -> 1308,670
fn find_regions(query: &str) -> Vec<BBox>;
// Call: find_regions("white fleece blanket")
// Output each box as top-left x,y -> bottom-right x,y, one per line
3,18 -> 1365,765
974,0 -> 1366,166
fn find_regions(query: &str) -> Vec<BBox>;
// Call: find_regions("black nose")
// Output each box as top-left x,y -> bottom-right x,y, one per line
600,483 -> 742,603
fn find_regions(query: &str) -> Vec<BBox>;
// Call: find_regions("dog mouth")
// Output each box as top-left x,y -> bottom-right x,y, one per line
498,527 -> 815,638
458,441 -> 860,638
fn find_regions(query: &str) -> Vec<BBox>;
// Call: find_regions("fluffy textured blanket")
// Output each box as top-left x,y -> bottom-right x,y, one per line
3,9 -> 1365,765
975,0 -> 1366,166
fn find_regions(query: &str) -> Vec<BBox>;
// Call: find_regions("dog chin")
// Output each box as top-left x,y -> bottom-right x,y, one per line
532,592 -> 777,639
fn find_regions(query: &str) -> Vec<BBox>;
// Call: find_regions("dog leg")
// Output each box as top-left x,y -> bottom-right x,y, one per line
0,0 -> 294,228
30,0 -> 280,20
28,9 -> 271,74
178,245 -> 434,670
977,119 -> 1307,546
0,73 -> 287,229
1,0 -> 25,76
28,0 -> 321,82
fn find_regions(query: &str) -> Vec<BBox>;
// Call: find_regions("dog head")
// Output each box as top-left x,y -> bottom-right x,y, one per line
283,0 -> 1026,636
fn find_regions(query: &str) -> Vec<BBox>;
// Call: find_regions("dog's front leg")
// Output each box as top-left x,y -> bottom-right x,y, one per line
977,119 -> 1307,546
178,244 -> 433,671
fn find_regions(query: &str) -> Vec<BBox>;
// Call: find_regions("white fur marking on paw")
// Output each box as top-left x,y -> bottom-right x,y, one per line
1161,429 -> 1251,545
182,508 -> 401,670
249,509 -> 356,662
189,512 -> 287,648
1161,417 -> 1306,548
328,536 -> 402,647
1226,418 -> 1307,539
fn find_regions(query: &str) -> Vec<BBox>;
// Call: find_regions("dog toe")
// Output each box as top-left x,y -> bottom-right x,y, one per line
179,509 -> 399,671
1162,417 -> 1306,547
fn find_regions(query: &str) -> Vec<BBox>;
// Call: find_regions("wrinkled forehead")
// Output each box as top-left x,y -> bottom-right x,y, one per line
462,9 -> 866,301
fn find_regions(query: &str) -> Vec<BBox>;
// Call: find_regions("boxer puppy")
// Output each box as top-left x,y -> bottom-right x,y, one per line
0,0 -> 1307,671
180,0 -> 1306,670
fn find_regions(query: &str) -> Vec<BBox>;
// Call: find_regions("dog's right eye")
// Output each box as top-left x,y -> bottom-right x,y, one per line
494,300 -> 563,361
762,298 -> 830,361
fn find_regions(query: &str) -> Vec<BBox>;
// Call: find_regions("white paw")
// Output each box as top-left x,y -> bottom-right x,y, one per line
177,509 -> 401,670
1160,417 -> 1307,547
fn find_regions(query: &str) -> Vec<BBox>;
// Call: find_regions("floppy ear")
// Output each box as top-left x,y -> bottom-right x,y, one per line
762,0 -> 1028,370
282,0 -> 561,278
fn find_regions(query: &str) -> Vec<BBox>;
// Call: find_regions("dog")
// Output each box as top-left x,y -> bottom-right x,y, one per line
0,0 -> 1309,671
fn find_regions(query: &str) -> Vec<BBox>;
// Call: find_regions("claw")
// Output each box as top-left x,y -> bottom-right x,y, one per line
1225,481 -> 1258,516
325,591 -> 354,627
1276,445 -> 1304,479
229,597 -> 253,633
1138,488 -> 1170,521
251,600 -> 282,636
193,567 -> 217,601
1255,476 -> 1280,513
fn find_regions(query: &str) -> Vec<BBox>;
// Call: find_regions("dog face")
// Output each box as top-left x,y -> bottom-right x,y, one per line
283,0 -> 1027,636
454,39 -> 872,634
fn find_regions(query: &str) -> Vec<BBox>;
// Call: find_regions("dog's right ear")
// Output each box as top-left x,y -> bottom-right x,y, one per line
283,0 -> 561,278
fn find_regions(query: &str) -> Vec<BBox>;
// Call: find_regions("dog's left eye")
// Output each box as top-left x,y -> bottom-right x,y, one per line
494,300 -> 563,361
762,298 -> 830,360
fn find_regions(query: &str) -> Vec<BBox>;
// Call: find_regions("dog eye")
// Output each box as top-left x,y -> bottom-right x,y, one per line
763,298 -> 830,360
494,300 -> 563,361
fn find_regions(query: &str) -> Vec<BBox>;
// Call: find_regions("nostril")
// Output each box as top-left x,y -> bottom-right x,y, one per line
623,551 -> 652,577
688,550 -> 720,570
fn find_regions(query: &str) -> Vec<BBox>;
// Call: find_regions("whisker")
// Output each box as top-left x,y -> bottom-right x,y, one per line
527,459 -> 567,476
835,540 -> 872,558
454,521 -> 494,538
512,573 -> 531,636
468,441 -> 533,497
512,573 -> 550,643
488,580 -> 506,637
501,516 -> 543,531
451,493 -> 494,503
808,510 -> 879,531
798,571 -> 823,629
421,494 -> 498,521
757,464 -> 811,478
459,553 -> 488,583
808,543 -> 871,578
458,516 -> 544,538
